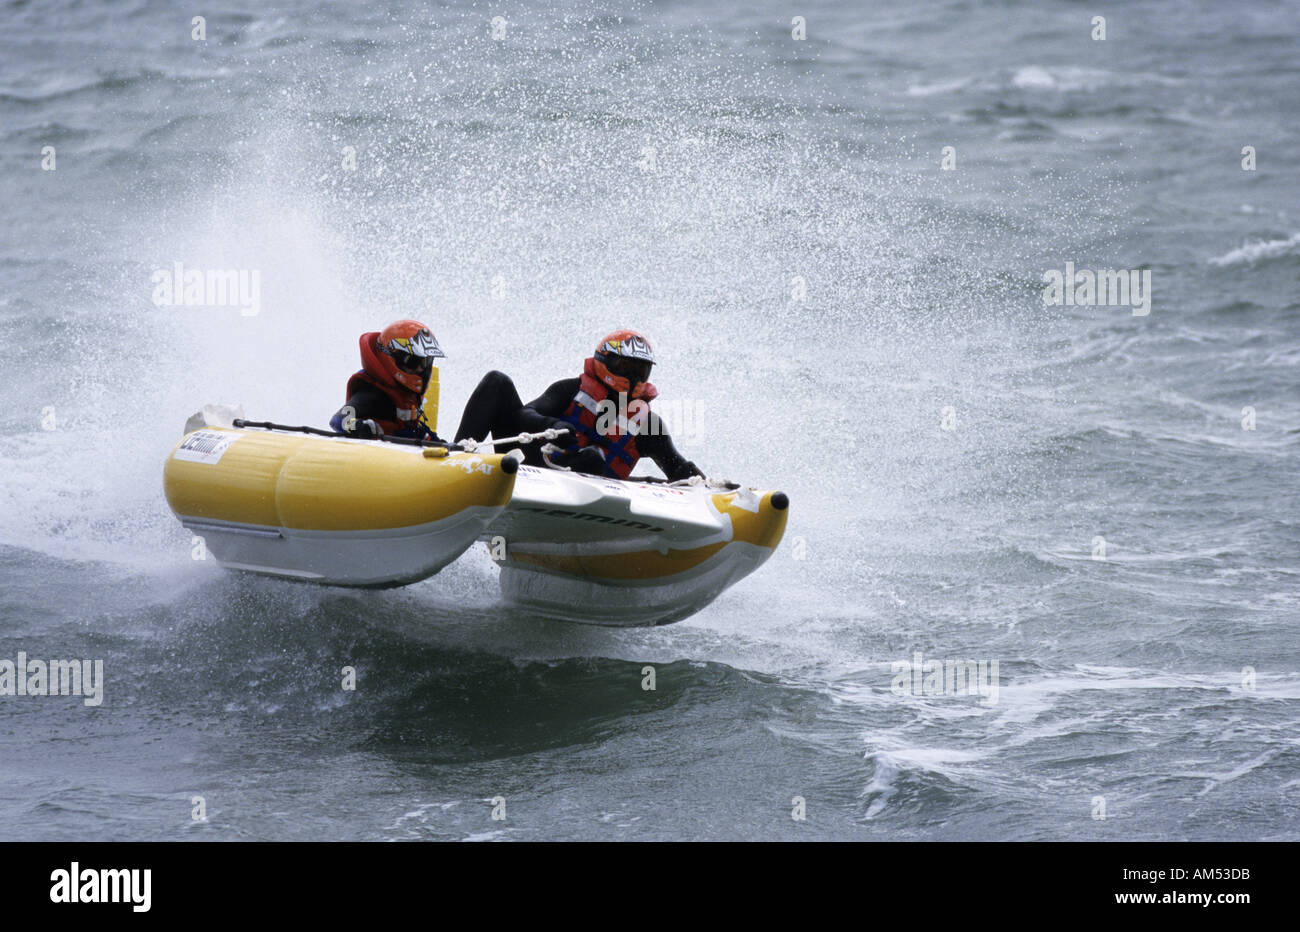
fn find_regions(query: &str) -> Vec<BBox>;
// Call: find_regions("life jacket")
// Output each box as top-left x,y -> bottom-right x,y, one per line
557,358 -> 658,479
344,331 -> 438,439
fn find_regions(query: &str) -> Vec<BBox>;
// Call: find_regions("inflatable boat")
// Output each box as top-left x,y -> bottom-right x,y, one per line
489,465 -> 787,626
162,407 -> 788,625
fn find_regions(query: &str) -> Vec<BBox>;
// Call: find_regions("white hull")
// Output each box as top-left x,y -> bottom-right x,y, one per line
498,540 -> 776,626
182,505 -> 507,588
482,466 -> 788,626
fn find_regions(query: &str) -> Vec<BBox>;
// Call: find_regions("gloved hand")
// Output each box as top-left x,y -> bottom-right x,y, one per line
566,446 -> 607,475
355,419 -> 383,439
667,460 -> 705,482
544,446 -> 606,474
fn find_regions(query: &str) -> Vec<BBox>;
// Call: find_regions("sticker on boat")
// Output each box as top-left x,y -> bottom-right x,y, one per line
455,455 -> 495,475
174,430 -> 239,464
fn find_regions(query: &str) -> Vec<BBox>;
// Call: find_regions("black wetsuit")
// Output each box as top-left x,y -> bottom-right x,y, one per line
329,386 -> 445,442
454,370 -> 703,481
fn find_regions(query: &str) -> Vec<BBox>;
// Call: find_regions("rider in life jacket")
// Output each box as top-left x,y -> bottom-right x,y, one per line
453,329 -> 703,481
329,320 -> 449,442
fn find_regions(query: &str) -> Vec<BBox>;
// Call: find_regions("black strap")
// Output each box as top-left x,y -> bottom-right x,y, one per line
231,419 -> 461,450
226,420 -> 731,486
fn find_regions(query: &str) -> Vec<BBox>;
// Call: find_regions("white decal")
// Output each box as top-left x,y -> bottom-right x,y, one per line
173,430 -> 239,464
455,456 -> 495,475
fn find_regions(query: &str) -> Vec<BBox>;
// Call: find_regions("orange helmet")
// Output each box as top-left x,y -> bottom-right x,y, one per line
377,319 -> 444,393
591,329 -> 655,395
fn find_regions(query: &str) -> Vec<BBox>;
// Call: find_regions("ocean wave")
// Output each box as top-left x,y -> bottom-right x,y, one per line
905,77 -> 974,97
1010,65 -> 1181,93
1209,233 -> 1300,266
0,69 -> 169,106
907,65 -> 1181,98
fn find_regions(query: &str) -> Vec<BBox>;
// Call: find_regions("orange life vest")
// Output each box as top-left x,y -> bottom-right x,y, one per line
557,358 -> 658,479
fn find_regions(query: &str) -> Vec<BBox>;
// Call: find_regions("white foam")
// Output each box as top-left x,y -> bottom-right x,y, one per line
1209,233 -> 1300,266
1010,65 -> 1180,93
906,77 -> 972,97
1012,66 -> 1058,90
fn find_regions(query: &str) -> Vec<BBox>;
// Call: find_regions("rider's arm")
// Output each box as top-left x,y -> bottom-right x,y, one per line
637,411 -> 704,481
522,377 -> 582,434
330,387 -> 392,436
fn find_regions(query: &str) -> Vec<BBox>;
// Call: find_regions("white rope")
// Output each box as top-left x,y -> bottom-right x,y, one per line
457,426 -> 571,453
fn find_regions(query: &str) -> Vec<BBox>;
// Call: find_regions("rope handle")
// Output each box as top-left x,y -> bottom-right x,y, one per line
459,426 -> 572,453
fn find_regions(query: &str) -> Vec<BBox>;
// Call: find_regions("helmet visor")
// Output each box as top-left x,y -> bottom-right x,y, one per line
392,350 -> 430,375
603,354 -> 652,385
